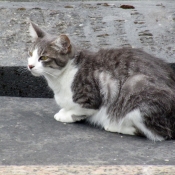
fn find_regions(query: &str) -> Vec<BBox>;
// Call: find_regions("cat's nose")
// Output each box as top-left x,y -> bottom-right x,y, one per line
28,65 -> 35,69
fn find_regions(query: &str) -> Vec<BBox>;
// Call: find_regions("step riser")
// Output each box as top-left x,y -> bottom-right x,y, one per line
0,66 -> 53,98
1,64 -> 175,98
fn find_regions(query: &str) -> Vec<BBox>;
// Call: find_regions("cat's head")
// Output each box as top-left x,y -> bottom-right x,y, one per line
27,21 -> 73,77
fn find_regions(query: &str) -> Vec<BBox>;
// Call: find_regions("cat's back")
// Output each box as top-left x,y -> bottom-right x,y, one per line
79,47 -> 173,73
79,47 -> 169,69
75,47 -> 175,88
96,47 -> 168,70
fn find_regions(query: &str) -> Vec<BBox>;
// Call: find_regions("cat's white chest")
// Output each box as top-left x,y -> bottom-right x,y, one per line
54,85 -> 74,109
48,65 -> 78,109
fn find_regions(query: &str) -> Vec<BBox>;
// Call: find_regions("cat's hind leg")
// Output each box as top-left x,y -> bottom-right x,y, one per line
123,109 -> 164,141
103,110 -> 137,135
103,108 -> 164,141
88,107 -> 136,135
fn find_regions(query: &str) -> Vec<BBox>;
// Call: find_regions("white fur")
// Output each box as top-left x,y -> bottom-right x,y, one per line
28,50 -> 164,141
99,72 -> 119,101
28,50 -> 97,122
87,107 -> 110,127
51,62 -> 97,122
130,109 -> 164,141
54,108 -> 74,123
28,49 -> 38,66
27,49 -> 43,76
88,107 -> 136,135
89,108 -> 164,141
95,71 -> 119,102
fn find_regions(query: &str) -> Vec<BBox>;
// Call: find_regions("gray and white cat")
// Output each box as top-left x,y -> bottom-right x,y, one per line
27,21 -> 175,141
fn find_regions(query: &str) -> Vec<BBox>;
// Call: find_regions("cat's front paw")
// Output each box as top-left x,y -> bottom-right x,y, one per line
54,109 -> 74,123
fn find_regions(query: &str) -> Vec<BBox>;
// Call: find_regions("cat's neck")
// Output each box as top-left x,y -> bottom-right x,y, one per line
44,44 -> 79,94
45,59 -> 77,94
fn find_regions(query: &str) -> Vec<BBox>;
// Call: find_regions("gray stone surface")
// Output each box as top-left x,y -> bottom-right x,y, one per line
0,1 -> 175,97
0,1 -> 175,67
1,96 -> 175,165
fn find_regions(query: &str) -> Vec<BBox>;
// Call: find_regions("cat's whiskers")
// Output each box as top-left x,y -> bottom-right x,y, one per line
33,67 -> 57,78
43,71 -> 57,78
21,65 -> 57,78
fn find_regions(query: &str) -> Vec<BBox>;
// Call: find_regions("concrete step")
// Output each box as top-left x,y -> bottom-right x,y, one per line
0,1 -> 175,97
1,1 -> 175,174
1,96 -> 175,166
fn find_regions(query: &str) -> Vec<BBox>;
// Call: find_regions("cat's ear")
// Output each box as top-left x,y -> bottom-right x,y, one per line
51,35 -> 71,54
29,21 -> 46,40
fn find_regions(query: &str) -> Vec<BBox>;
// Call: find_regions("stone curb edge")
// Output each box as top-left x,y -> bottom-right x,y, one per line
0,165 -> 175,175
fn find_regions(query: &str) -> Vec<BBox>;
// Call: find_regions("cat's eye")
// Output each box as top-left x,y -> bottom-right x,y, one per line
39,56 -> 48,61
28,51 -> 33,57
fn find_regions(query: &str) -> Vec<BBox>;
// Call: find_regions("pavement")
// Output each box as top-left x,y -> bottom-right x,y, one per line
1,1 -> 175,174
1,97 -> 175,174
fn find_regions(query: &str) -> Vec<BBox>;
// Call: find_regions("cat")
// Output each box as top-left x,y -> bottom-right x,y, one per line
27,21 -> 175,141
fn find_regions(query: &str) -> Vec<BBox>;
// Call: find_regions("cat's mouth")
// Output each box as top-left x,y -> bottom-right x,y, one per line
28,66 -> 41,77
